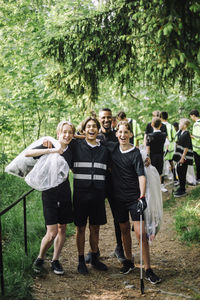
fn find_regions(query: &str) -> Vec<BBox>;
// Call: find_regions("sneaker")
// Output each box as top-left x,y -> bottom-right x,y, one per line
174,189 -> 186,197
91,253 -> 108,271
174,181 -> 179,186
161,184 -> 168,193
85,248 -> 100,264
33,258 -> 44,273
145,268 -> 161,284
51,260 -> 64,275
78,261 -> 89,275
120,259 -> 134,274
114,245 -> 126,263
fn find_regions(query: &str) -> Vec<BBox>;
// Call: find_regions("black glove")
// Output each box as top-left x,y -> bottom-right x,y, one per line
137,196 -> 147,213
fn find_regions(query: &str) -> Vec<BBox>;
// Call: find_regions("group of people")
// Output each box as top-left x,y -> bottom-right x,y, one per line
24,107 -> 200,287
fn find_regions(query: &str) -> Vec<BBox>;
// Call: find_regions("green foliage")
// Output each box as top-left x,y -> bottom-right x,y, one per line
0,173 -> 75,299
42,0 -> 200,102
174,186 -> 200,244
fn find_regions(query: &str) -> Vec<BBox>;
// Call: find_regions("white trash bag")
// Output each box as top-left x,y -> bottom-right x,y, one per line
186,165 -> 196,186
5,136 -> 69,191
144,165 -> 163,242
139,146 -> 163,242
163,160 -> 173,180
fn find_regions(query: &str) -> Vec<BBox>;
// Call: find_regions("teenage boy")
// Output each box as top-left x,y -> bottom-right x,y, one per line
70,117 -> 109,274
97,108 -> 126,262
189,110 -> 200,184
146,117 -> 166,188
26,121 -> 75,275
108,121 -> 161,284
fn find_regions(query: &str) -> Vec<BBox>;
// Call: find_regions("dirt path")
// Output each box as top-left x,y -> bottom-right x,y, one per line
33,185 -> 200,300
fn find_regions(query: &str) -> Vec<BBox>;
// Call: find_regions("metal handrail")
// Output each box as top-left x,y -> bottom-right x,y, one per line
0,188 -> 34,297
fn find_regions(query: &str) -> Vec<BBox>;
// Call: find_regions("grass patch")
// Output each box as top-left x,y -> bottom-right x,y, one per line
174,186 -> 200,244
0,173 -> 75,299
163,192 -> 176,209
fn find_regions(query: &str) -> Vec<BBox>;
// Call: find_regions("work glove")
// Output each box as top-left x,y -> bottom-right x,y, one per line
137,196 -> 147,213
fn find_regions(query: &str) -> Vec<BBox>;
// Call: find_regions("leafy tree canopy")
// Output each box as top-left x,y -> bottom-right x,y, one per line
42,0 -> 200,103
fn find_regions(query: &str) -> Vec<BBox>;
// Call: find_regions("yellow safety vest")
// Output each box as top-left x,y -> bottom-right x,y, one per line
192,120 -> 200,155
164,122 -> 176,160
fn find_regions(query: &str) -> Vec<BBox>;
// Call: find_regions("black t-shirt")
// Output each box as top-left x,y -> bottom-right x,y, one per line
177,130 -> 192,149
145,122 -> 167,135
107,142 -> 145,202
146,131 -> 166,155
97,129 -> 118,143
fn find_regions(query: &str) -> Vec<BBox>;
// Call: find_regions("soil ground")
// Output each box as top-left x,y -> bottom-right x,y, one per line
33,184 -> 200,300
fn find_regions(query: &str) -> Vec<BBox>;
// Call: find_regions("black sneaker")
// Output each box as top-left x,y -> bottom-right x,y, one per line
33,258 -> 44,273
85,248 -> 100,264
174,189 -> 186,197
120,259 -> 134,274
78,261 -> 89,275
145,268 -> 161,284
91,252 -> 108,271
51,260 -> 64,275
114,245 -> 126,263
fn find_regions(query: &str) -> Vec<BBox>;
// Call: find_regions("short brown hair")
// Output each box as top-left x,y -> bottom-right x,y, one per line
152,117 -> 161,128
82,116 -> 100,131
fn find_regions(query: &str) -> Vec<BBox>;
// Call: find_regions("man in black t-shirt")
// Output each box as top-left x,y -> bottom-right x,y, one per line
97,108 -> 126,262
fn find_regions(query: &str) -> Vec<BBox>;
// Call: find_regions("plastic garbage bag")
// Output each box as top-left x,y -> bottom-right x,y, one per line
139,146 -> 163,242
186,165 -> 196,186
144,165 -> 163,242
5,136 -> 69,191
163,160 -> 173,180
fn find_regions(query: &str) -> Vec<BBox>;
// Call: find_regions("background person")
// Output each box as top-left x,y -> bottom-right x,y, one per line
189,109 -> 200,184
146,117 -> 167,192
117,111 -> 143,147
173,118 -> 193,197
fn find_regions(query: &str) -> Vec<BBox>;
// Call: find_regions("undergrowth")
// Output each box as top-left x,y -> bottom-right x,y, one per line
0,172 -> 75,299
173,186 -> 200,244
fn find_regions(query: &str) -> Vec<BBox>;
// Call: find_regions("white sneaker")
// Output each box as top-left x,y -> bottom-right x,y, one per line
161,184 -> 168,192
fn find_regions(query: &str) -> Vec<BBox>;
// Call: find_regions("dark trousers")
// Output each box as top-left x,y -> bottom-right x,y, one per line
194,151 -> 200,180
177,162 -> 188,192
108,195 -> 123,249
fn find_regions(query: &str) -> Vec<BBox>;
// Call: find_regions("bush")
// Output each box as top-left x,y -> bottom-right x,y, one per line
174,186 -> 200,244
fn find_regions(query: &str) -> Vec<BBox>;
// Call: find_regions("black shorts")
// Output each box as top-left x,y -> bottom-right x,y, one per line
114,199 -> 144,223
150,154 -> 164,175
42,180 -> 73,225
73,188 -> 107,227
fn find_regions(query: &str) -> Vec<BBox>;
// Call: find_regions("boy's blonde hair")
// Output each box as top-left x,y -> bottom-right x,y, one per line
116,120 -> 133,133
56,121 -> 76,135
180,118 -> 190,128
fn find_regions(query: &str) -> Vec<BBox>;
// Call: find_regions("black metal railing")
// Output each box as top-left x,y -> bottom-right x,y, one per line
0,189 -> 34,297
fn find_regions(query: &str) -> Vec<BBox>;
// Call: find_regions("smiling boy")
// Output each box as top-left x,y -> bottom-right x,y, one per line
70,116 -> 109,275
108,121 -> 161,284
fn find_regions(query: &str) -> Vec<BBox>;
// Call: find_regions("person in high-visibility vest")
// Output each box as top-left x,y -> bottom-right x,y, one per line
161,112 -> 177,182
189,109 -> 200,184
117,111 -> 143,147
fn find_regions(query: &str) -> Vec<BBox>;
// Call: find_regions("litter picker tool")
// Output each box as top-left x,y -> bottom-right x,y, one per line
139,202 -> 144,294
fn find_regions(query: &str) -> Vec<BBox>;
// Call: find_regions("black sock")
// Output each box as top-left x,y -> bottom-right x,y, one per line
79,255 -> 85,263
